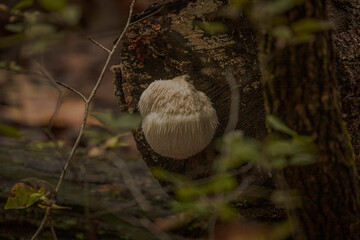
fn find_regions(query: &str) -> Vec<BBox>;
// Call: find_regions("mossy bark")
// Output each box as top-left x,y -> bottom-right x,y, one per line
259,0 -> 360,239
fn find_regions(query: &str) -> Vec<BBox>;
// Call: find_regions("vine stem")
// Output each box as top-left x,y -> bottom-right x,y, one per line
30,1 -> 137,239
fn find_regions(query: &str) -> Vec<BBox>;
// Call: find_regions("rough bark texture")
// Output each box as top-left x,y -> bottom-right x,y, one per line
260,1 -> 360,239
327,0 -> 360,171
112,0 -> 266,180
112,0 -> 360,230
112,0 -> 360,177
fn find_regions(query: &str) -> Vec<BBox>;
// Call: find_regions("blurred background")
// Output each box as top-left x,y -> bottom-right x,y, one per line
0,1 -> 178,240
0,0 -> 156,150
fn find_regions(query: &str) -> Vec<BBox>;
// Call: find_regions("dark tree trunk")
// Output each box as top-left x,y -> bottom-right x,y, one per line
327,0 -> 360,171
112,0 -> 266,180
112,0 -> 360,229
259,0 -> 360,239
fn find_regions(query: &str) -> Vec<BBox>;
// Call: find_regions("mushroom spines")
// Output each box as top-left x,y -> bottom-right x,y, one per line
138,75 -> 218,159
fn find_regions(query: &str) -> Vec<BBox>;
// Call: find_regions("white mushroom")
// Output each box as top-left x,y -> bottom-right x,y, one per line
138,75 -> 218,159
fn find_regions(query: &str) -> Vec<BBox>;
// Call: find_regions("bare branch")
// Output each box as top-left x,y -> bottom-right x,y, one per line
35,62 -> 64,132
31,1 -> 137,239
48,216 -> 58,240
87,36 -> 111,53
208,214 -> 218,240
30,211 -> 49,240
55,0 -> 137,193
88,0 -> 136,103
139,218 -> 171,240
56,81 -> 87,102
109,153 -> 151,212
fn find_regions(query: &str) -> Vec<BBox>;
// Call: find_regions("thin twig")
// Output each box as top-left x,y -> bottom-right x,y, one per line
55,0 -> 137,193
30,1 -> 137,239
109,153 -> 171,240
129,4 -> 166,26
48,216 -> 58,240
30,211 -> 49,240
36,62 -> 64,132
208,214 -> 218,240
224,176 -> 253,203
56,81 -> 87,102
139,218 -> 171,240
88,0 -> 136,104
87,36 -> 111,53
109,153 -> 150,212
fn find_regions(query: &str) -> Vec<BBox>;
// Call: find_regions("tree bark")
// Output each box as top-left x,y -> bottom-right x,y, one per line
112,0 -> 360,229
327,0 -> 360,172
112,0 -> 266,180
259,0 -> 360,239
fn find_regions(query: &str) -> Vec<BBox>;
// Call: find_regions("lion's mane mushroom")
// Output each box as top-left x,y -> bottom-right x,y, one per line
138,75 -> 218,159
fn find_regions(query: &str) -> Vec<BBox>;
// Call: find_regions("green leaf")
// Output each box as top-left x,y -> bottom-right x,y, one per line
290,153 -> 316,166
0,61 -> 7,68
171,200 -> 209,215
271,25 -> 292,40
0,33 -> 26,48
217,204 -> 237,220
58,5 -> 82,26
231,0 -> 250,8
194,21 -> 227,34
12,0 -> 34,12
8,61 -> 23,72
257,0 -> 304,17
214,131 -> 261,172
204,175 -> 237,194
292,18 -> 332,35
266,115 -> 297,136
28,140 -> 64,151
5,23 -> 25,33
151,167 -> 187,183
0,122 -> 23,139
5,178 -> 55,210
38,0 -> 67,12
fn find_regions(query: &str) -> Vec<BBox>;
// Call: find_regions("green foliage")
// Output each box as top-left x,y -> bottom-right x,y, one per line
151,167 -> 188,184
11,0 -> 34,12
0,0 -> 81,58
266,115 -> 297,136
28,140 -> 64,151
4,181 -> 44,209
214,131 -> 261,172
92,109 -> 142,130
256,0 -> 304,17
193,21 -> 227,34
152,115 -> 316,227
5,178 -> 70,210
5,178 -> 54,209
175,175 -> 237,200
38,0 -> 67,12
230,0 -> 331,46
0,122 -> 23,139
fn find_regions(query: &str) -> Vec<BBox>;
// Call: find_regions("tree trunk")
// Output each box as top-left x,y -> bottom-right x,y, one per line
112,0 -> 266,180
112,0 -> 360,229
327,0 -> 360,172
259,0 -> 360,239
